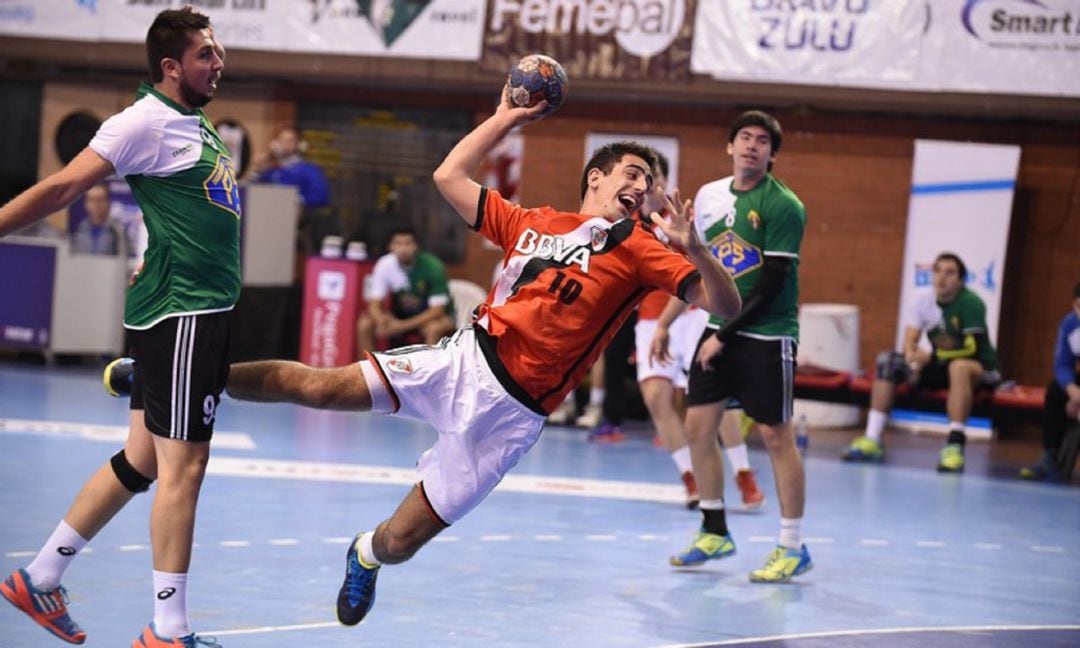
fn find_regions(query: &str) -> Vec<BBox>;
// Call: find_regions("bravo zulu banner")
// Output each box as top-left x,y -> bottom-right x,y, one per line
691,1 -> 927,89
692,0 -> 1080,96
481,0 -> 696,81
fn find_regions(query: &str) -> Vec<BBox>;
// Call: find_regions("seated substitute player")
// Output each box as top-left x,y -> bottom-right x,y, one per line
220,89 -> 741,627
356,225 -> 456,355
842,252 -> 1001,472
1020,280 -> 1080,482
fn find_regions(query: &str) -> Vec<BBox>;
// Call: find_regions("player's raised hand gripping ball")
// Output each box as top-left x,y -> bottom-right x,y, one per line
506,54 -> 568,116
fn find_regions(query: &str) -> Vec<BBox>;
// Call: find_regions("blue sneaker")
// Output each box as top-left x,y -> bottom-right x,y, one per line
669,531 -> 736,567
1020,450 -> 1063,482
336,533 -> 379,626
749,544 -> 813,583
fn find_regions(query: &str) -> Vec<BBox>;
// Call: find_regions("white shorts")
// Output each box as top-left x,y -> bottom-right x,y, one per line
635,308 -> 710,390
366,327 -> 546,525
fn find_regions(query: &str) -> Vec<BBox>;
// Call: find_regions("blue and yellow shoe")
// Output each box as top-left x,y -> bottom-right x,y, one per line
841,436 -> 884,463
336,533 -> 380,626
103,357 -> 135,398
669,531 -> 736,567
936,443 -> 965,473
1020,450 -> 1063,482
1,568 -> 86,644
749,544 -> 813,583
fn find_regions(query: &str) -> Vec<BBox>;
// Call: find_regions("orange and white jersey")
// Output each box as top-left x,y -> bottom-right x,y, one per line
472,188 -> 700,414
638,289 -> 671,320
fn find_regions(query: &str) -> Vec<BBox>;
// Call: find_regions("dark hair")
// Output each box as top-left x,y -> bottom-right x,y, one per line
580,141 -> 657,199
652,149 -> 670,180
146,7 -> 211,83
1073,281 -> 1080,300
386,226 -> 418,245
728,110 -> 783,155
934,252 -> 968,282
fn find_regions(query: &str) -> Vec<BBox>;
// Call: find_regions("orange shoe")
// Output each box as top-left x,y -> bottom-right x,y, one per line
735,469 -> 765,509
680,471 -> 699,510
132,622 -> 220,647
1,568 -> 86,644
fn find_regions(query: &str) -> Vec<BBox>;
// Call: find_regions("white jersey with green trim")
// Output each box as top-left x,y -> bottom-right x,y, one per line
89,83 -> 241,330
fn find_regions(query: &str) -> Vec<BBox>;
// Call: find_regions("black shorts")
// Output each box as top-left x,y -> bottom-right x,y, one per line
916,360 -> 1002,391
129,312 -> 231,443
686,332 -> 797,426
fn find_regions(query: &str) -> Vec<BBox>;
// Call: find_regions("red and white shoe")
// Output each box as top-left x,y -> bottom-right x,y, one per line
735,469 -> 765,509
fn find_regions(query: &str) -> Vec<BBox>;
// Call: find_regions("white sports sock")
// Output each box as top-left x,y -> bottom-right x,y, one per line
588,387 -> 605,406
671,446 -> 692,474
698,499 -> 725,510
152,571 -> 190,638
25,520 -> 88,591
779,517 -> 802,550
358,532 -> 381,567
725,443 -> 750,473
865,409 -> 887,443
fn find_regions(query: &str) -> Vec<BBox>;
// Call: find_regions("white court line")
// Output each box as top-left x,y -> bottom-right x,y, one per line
975,542 -> 1002,550
205,621 -> 341,637
431,536 -> 460,543
586,534 -> 616,541
650,624 -> 1080,648
220,540 -> 251,548
915,540 -> 946,548
480,535 -> 512,542
118,544 -> 147,552
748,536 -> 775,543
204,456 -> 687,504
268,539 -> 299,546
1031,545 -> 1065,553
860,539 -> 889,546
0,418 -> 256,450
534,534 -> 562,541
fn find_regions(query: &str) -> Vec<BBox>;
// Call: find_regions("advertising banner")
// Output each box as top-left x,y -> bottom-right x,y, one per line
0,241 -> 57,350
892,139 -> 1021,435
691,0 -> 926,89
482,0 -> 696,81
99,0 -> 285,50
922,0 -> 1080,96
0,0 -> 99,40
286,0 -> 485,59
299,257 -> 372,368
691,0 -> 1080,96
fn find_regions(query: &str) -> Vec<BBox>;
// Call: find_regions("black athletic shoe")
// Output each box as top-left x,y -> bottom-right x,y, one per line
336,533 -> 379,626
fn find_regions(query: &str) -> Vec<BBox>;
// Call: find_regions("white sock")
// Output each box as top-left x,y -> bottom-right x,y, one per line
698,499 -> 724,510
25,520 -> 88,591
725,443 -> 750,473
671,446 -> 692,474
865,410 -> 887,443
152,571 -> 190,638
949,421 -> 966,434
779,517 -> 802,549
588,387 -> 605,406
358,532 -> 381,567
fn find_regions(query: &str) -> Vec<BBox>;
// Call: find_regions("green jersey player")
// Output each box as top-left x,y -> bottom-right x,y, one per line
0,8 -> 233,646
667,110 -> 812,584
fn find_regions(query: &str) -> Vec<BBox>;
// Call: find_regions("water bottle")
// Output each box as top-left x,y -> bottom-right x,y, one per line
795,414 -> 809,457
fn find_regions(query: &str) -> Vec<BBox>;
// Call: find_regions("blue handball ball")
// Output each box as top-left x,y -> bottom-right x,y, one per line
506,54 -> 568,116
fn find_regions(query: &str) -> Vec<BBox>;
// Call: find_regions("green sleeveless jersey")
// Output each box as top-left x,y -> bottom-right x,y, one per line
89,83 -> 241,329
693,174 -> 806,339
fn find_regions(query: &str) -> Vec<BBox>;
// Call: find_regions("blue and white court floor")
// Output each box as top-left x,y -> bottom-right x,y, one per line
1,362 -> 1078,647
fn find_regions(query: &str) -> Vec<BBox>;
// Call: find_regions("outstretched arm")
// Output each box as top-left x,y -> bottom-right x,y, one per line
652,190 -> 740,319
432,88 -> 547,227
227,361 -> 372,411
0,148 -> 114,237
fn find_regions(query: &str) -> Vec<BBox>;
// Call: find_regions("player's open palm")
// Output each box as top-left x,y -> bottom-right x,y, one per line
650,189 -> 696,253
